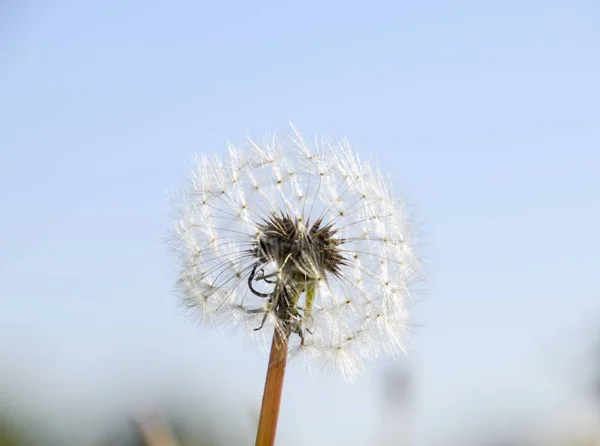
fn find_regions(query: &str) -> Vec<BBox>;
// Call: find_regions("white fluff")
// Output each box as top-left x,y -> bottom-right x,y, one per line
170,125 -> 422,381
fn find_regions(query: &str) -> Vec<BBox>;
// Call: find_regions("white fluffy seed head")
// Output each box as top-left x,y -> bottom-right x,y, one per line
170,125 -> 423,381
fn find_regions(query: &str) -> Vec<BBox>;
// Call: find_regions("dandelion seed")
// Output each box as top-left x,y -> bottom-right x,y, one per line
170,124 -> 422,446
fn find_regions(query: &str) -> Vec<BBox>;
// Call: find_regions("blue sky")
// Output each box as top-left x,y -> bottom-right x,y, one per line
1,1 -> 599,444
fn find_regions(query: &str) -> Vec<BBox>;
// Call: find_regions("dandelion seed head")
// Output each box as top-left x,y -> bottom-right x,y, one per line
171,126 -> 422,379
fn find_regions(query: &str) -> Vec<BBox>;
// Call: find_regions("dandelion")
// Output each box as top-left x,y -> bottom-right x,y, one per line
170,125 -> 421,446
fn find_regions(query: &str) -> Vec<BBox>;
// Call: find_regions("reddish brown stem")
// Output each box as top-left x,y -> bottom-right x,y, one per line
255,328 -> 290,446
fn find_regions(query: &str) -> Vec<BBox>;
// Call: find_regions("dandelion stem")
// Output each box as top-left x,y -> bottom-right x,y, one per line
255,327 -> 290,446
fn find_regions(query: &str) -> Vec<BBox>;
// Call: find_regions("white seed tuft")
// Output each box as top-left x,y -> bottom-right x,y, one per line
170,126 -> 422,380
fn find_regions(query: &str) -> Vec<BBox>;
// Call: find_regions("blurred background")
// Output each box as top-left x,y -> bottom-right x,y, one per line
1,1 -> 599,444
